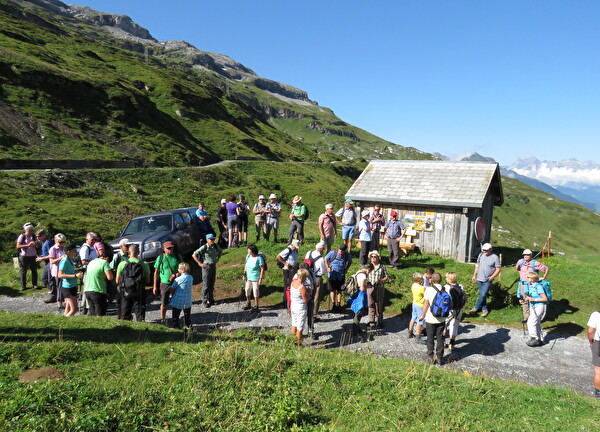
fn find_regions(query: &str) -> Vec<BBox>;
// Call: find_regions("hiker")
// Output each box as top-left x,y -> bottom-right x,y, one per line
418,272 -> 448,365
35,229 -> 53,295
336,199 -> 357,249
252,195 -> 268,242
47,233 -> 67,308
192,233 -> 223,308
79,232 -> 98,266
169,262 -> 194,329
290,268 -> 311,344
288,195 -> 308,245
369,205 -> 385,251
196,202 -> 215,245
306,241 -> 327,322
367,250 -> 388,329
16,223 -> 39,291
243,244 -> 265,311
523,272 -> 548,347
153,241 -> 183,324
216,198 -> 228,248
265,193 -> 282,242
83,242 -> 114,316
586,310 -> 600,399
407,272 -> 426,343
422,267 -> 434,287
277,239 -> 300,302
349,264 -> 372,337
470,243 -> 501,317
516,249 -> 549,323
110,238 -> 130,314
318,203 -> 337,253
237,193 -> 250,246
325,243 -> 352,312
384,211 -> 405,269
115,244 -> 150,321
296,261 -> 316,339
358,209 -> 373,266
58,244 -> 84,317
226,194 -> 240,248
444,272 -> 467,352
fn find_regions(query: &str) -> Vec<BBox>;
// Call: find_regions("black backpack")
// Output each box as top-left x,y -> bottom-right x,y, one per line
120,261 -> 144,299
447,283 -> 467,310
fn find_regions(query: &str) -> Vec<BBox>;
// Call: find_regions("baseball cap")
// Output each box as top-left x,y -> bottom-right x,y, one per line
291,239 -> 300,248
522,249 -> 532,255
390,210 -> 397,217
315,241 -> 326,250
325,203 -> 334,209
163,241 -> 175,249
206,233 -> 215,240
220,198 -> 226,203
258,195 -> 265,199
482,243 -> 492,251
23,223 -> 34,231
119,238 -> 130,247
345,199 -> 354,205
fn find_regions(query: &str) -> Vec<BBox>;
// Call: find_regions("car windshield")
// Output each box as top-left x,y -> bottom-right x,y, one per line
123,215 -> 172,235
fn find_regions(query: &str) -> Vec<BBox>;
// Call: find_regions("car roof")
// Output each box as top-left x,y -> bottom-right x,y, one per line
129,207 -> 196,220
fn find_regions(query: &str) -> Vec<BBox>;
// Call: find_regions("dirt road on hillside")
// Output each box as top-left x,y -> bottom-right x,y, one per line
0,291 -> 594,398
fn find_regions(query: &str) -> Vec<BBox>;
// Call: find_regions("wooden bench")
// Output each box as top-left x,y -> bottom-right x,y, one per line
400,228 -> 420,256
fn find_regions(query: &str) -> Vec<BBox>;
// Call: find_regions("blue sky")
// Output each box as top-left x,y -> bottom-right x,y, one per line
81,0 -> 599,166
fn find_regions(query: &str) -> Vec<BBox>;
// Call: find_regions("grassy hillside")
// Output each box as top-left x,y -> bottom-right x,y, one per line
0,312 -> 597,432
0,0 -> 427,165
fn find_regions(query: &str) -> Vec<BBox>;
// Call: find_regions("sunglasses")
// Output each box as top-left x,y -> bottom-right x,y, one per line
166,247 -> 174,250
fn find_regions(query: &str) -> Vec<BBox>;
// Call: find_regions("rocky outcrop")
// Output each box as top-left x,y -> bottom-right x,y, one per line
253,78 -> 309,101
307,121 -> 358,140
68,6 -> 156,41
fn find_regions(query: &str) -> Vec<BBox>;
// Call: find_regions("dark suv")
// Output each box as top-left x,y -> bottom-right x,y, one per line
108,207 -> 200,263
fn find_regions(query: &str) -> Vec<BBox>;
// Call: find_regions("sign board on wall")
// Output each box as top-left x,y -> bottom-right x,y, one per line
404,213 -> 436,232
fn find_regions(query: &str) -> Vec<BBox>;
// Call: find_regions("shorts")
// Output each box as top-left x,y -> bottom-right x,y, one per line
411,303 -> 424,324
160,283 -> 173,307
328,278 -> 344,292
266,217 -> 280,230
342,225 -> 355,240
323,234 -> 335,246
291,303 -> 307,330
61,286 -> 78,298
593,340 -> 600,367
227,215 -> 239,230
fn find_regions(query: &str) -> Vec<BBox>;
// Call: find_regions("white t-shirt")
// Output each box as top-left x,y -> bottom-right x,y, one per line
305,250 -> 326,277
356,271 -> 367,290
588,311 -> 600,341
424,284 -> 446,324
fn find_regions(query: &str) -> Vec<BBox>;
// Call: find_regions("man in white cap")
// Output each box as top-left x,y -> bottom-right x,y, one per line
252,195 -> 268,242
358,210 -> 373,266
516,249 -> 549,323
470,243 -> 501,317
305,241 -> 327,321
265,193 -> 281,243
16,223 -> 39,291
288,195 -> 308,245
318,204 -> 337,253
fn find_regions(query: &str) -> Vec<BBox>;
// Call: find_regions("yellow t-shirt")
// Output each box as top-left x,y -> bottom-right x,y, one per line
411,283 -> 425,308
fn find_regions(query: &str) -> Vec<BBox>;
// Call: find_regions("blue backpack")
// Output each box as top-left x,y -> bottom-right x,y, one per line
431,285 -> 452,317
540,279 -> 552,302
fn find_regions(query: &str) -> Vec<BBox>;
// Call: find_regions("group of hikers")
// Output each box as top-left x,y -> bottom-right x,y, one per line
13,196 -> 600,397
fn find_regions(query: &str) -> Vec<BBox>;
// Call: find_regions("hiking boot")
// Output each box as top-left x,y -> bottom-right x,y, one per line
481,310 -> 489,317
520,318 -> 528,323
526,338 -> 542,347
243,300 -> 251,310
407,330 -> 415,339
313,316 -> 321,323
43,297 -> 56,304
417,335 -> 427,345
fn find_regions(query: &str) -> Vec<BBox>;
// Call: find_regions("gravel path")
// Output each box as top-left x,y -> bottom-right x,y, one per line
0,291 -> 594,397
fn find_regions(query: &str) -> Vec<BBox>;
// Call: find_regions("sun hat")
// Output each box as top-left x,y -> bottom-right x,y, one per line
292,195 -> 302,203
368,250 -> 380,258
522,249 -> 532,255
361,210 -> 370,217
482,243 -> 492,251
269,193 -> 277,199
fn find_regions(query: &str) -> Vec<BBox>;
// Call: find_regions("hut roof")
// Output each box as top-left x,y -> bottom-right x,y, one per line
346,160 -> 503,208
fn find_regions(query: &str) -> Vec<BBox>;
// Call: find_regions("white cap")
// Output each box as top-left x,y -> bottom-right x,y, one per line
315,241 -> 326,250
119,238 -> 130,247
482,243 -> 492,251
325,203 -> 334,209
361,210 -> 370,217
269,193 -> 277,199
23,223 -> 34,231
220,198 -> 227,203
522,249 -> 532,255
291,239 -> 300,248
258,195 -> 265,199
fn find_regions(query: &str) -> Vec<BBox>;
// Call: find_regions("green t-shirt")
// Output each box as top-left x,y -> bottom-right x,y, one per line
116,257 -> 151,278
292,204 -> 307,221
154,253 -> 182,284
84,258 -> 111,294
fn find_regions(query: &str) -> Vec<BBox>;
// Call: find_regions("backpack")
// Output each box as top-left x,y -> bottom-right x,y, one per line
304,205 -> 310,220
277,247 -> 291,269
430,285 -> 452,317
518,258 -> 539,274
540,279 -> 552,302
120,261 -> 144,299
258,252 -> 268,271
342,270 -> 363,297
304,251 -> 320,272
446,284 -> 466,310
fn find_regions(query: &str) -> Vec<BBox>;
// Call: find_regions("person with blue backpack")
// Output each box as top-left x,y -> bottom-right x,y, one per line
418,272 -> 451,364
516,249 -> 549,323
523,271 -> 548,347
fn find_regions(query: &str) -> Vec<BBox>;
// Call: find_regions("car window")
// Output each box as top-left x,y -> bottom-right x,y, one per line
181,211 -> 193,226
173,213 -> 186,230
123,215 -> 172,235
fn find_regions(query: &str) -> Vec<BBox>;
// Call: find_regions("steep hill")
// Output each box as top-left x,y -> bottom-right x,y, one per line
0,0 -> 428,166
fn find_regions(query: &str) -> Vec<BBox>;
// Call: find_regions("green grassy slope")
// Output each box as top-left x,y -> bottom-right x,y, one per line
0,0 -> 426,165
0,312 -> 597,432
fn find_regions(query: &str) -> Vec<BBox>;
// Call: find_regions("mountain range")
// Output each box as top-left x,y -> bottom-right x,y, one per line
0,0 -> 431,166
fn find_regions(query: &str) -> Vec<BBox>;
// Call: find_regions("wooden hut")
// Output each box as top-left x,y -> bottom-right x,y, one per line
345,160 -> 503,262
